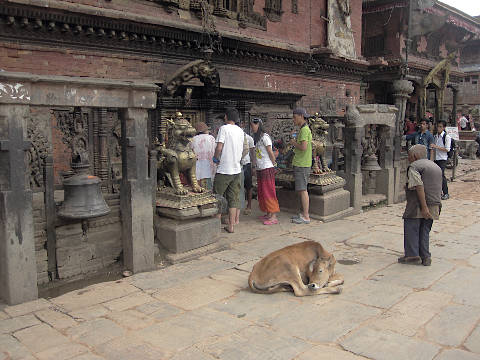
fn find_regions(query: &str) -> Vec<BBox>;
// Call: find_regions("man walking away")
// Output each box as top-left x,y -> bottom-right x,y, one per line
213,108 -> 245,233
431,120 -> 451,200
399,145 -> 442,266
290,108 -> 312,224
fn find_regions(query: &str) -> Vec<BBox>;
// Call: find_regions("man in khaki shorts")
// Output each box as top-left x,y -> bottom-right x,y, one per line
290,108 -> 312,224
213,108 -> 245,233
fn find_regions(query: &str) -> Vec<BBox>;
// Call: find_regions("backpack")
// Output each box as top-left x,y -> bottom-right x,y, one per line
442,133 -> 455,159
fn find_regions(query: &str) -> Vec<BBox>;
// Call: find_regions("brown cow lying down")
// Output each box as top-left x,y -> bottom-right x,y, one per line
248,240 -> 344,296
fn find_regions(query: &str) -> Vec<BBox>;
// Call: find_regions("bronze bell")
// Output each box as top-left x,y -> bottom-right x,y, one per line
362,154 -> 382,171
58,151 -> 110,219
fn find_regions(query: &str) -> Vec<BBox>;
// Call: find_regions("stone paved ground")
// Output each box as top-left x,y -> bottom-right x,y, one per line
1,161 -> 480,360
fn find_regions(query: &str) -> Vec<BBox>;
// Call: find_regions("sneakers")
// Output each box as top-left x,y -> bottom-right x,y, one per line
291,213 -> 302,220
422,257 -> 432,266
397,256 -> 422,265
292,216 -> 311,224
441,194 -> 450,200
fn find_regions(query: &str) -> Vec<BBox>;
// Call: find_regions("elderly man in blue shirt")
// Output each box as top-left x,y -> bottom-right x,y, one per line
405,118 -> 435,160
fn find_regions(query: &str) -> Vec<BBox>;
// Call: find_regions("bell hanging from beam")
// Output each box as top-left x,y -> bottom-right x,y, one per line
58,149 -> 110,219
362,154 -> 382,171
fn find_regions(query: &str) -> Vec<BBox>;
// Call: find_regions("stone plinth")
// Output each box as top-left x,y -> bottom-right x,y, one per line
154,214 -> 221,256
276,173 -> 353,222
459,130 -> 477,141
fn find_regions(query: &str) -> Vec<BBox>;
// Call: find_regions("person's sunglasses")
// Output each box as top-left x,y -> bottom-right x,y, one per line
251,118 -> 262,124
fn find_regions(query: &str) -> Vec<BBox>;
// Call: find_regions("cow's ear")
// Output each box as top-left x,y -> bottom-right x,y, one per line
308,260 -> 315,273
328,254 -> 336,266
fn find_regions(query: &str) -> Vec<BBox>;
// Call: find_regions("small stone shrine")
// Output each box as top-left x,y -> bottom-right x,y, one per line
275,114 -> 353,221
153,112 -> 221,263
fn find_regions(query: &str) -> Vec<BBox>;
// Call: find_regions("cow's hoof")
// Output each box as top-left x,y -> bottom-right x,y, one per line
308,283 -> 319,290
335,286 -> 343,294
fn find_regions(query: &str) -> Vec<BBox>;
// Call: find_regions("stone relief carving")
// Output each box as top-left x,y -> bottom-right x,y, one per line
162,60 -> 220,97
27,119 -> 49,188
327,0 -> 356,59
0,83 -> 30,101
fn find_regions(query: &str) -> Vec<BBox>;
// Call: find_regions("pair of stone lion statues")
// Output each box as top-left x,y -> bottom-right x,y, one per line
248,240 -> 343,297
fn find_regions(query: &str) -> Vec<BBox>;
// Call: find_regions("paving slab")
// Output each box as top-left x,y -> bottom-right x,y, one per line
270,299 -> 381,342
424,304 -> 480,346
209,289 -> 301,324
295,344 -> 370,360
341,279 -> 411,309
202,325 -> 311,360
208,268 -> 249,289
153,277 -> 239,310
106,309 -> 156,330
431,266 -> 480,306
66,318 -> 126,347
0,314 -> 40,334
95,337 -> 168,360
368,259 -> 455,289
103,291 -> 155,312
35,342 -> 90,360
13,323 -> 70,353
0,334 -> 34,359
132,308 -> 249,354
210,249 -> 260,265
0,311 -> 8,321
35,308 -> 77,330
465,325 -> 480,354
68,304 -> 110,321
347,230 -> 404,253
70,354 -> 105,360
169,347 -> 217,360
469,253 -> 480,268
131,257 -> 234,291
368,290 -> 453,336
435,349 -> 480,360
340,327 -> 440,360
3,299 -> 51,318
51,281 -> 138,312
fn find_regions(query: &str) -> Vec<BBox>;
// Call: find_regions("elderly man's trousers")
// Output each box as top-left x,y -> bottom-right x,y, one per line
403,218 -> 433,259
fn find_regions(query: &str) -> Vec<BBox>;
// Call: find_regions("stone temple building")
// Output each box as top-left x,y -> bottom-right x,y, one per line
0,0 -> 478,304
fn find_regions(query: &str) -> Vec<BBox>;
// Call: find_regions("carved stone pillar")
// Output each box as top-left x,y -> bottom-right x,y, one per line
98,108 -> 109,191
120,108 -> 155,273
0,104 -> 38,304
392,79 -> 413,202
344,105 -> 365,214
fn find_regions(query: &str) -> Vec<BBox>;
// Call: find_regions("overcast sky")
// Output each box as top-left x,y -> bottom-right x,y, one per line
439,0 -> 480,16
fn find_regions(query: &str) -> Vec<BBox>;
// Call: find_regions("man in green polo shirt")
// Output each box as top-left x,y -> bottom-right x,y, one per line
290,108 -> 312,224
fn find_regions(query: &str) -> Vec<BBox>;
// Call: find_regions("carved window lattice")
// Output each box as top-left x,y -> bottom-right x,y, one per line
264,0 -> 283,22
364,35 -> 384,57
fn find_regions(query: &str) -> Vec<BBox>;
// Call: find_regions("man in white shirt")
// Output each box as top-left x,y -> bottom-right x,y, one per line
431,120 -> 451,200
213,108 -> 246,233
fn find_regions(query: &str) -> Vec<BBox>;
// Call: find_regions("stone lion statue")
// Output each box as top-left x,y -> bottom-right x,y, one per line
309,114 -> 331,174
156,112 -> 204,195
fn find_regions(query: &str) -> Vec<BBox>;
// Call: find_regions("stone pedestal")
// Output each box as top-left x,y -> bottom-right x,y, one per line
276,173 -> 353,222
153,215 -> 223,263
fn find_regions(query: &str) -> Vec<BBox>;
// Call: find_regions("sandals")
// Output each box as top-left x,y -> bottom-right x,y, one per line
263,219 -> 279,225
258,215 -> 270,220
223,226 -> 234,233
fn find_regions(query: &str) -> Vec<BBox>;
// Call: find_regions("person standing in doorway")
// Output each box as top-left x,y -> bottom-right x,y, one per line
290,108 -> 312,224
250,117 -> 280,225
399,144 -> 442,266
431,120 -> 451,200
213,108 -> 246,233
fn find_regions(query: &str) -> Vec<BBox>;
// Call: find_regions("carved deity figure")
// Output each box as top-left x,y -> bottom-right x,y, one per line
309,114 -> 332,174
156,112 -> 204,195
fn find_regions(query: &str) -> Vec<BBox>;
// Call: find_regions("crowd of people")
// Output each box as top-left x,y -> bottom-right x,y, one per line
189,107 -> 313,233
